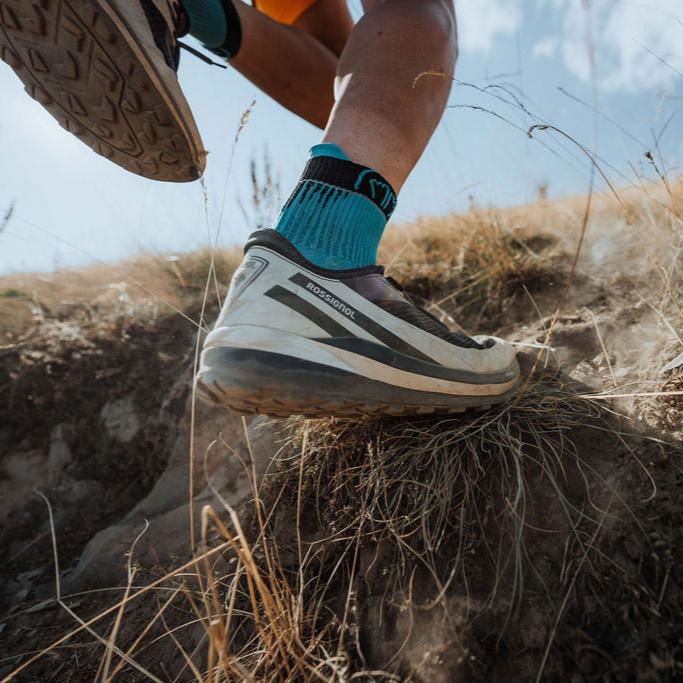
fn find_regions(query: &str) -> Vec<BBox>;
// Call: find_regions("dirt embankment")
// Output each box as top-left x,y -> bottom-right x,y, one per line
0,186 -> 681,681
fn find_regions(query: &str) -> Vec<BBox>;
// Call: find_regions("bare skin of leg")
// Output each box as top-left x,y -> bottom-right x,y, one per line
294,0 -> 354,56
323,0 -> 457,191
229,0 -> 352,128
229,0 -> 455,190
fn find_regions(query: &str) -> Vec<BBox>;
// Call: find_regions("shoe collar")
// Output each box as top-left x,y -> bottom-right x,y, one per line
244,230 -> 386,280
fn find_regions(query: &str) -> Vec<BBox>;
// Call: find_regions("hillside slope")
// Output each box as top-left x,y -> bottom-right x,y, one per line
0,184 -> 681,682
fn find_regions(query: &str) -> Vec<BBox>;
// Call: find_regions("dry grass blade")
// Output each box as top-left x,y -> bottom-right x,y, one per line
33,491 -> 162,683
0,541 -> 233,683
100,520 -> 150,682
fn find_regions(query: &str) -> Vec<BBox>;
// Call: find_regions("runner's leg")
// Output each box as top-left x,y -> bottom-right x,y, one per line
271,0 -> 457,268
185,0 -> 456,169
324,0 -> 457,190
183,0 -> 352,128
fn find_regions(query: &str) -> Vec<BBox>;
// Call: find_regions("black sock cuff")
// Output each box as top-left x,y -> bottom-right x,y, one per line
300,156 -> 397,220
209,0 -> 242,60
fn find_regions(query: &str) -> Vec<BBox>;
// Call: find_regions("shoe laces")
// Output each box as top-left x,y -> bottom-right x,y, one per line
141,0 -> 227,71
174,1 -> 227,69
385,275 -> 453,334
177,40 -> 228,69
384,273 -> 491,348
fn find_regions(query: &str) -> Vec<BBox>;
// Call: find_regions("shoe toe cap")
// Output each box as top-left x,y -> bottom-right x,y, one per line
471,336 -> 520,374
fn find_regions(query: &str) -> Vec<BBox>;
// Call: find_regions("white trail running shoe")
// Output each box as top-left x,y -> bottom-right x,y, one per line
0,0 -> 206,181
197,230 -> 521,418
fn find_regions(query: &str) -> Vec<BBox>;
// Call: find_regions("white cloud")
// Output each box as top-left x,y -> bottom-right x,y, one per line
532,35 -> 558,58
456,0 -> 522,52
601,1 -> 683,91
542,0 -> 683,92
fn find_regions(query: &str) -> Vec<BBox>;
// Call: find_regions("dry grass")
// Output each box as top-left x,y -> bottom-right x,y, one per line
379,181 -> 682,339
379,208 -> 562,333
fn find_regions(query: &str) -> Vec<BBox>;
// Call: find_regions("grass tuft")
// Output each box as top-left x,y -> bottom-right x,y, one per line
195,366 -> 662,680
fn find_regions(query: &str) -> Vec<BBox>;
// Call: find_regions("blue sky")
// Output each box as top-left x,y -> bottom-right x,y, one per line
1,0 -> 681,273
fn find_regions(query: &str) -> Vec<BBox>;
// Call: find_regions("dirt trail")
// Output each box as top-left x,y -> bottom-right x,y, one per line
0,188 -> 680,681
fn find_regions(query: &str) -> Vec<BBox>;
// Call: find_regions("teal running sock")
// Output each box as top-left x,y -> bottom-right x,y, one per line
181,0 -> 241,59
274,144 -> 397,270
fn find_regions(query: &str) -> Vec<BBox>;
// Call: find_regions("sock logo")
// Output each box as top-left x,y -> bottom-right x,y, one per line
354,170 -> 397,219
300,156 -> 397,222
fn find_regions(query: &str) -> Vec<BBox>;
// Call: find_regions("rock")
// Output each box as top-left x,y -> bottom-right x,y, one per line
571,360 -> 594,384
64,409 -> 278,590
100,395 -> 140,443
48,423 -> 75,482
65,523 -> 142,588
0,451 -> 48,519
24,599 -> 56,614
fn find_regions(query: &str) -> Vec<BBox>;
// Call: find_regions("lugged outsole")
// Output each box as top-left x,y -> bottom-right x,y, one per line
195,347 -> 520,419
196,378 -> 497,418
0,0 -> 205,181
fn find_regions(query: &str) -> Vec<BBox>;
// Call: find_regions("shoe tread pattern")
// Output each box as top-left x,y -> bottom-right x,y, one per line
196,379 -> 497,419
0,0 -> 202,181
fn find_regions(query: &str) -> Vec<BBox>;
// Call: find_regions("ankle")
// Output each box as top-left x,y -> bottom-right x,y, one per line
181,0 -> 241,59
274,144 -> 397,270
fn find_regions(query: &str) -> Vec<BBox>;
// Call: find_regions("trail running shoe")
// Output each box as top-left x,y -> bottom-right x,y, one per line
0,0 -> 205,181
196,230 -> 521,418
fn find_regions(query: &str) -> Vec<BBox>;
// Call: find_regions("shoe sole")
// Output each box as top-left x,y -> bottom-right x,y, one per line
0,0 -> 205,181
196,347 -> 521,419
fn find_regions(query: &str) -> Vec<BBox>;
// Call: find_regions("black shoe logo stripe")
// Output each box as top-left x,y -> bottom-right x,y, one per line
289,273 -> 437,364
265,285 -> 352,338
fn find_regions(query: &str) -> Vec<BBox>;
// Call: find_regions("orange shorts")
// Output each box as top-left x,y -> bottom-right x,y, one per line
253,0 -> 318,25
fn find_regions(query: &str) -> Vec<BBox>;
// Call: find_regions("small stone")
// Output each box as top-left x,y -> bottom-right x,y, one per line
662,351 -> 683,374
25,599 -> 56,614
100,395 -> 140,442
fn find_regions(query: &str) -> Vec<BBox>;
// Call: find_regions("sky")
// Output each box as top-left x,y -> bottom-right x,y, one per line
0,0 -> 682,273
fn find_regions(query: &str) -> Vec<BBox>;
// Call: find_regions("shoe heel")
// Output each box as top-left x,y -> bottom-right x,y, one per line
195,346 -> 355,417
